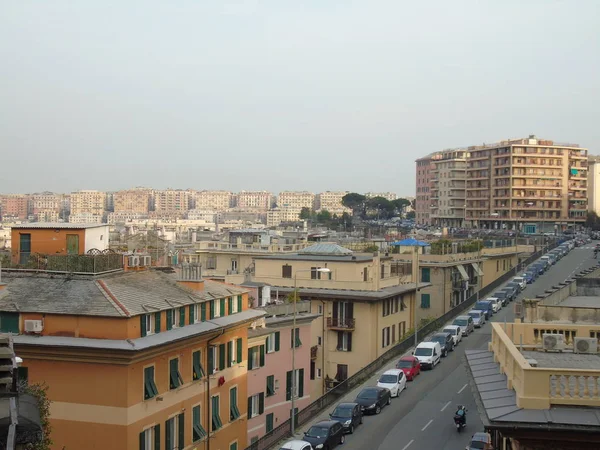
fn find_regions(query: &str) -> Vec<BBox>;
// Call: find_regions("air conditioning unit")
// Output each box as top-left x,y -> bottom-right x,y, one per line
24,320 -> 43,333
140,256 -> 152,266
542,333 -> 565,352
128,255 -> 140,267
574,337 -> 598,354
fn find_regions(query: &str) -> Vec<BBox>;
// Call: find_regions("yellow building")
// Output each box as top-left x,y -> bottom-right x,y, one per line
70,190 -> 107,216
277,191 -> 315,210
114,189 -> 152,214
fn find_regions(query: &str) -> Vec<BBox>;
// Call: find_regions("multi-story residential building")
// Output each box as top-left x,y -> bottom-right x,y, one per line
266,207 -> 302,227
153,189 -> 191,214
415,155 -> 435,225
70,190 -> 106,222
113,188 -> 152,214
30,192 -> 61,215
107,211 -> 149,224
314,192 -> 351,215
35,209 -> 60,222
0,194 -> 29,220
249,243 -> 425,399
106,191 -> 115,212
193,191 -> 233,211
277,192 -> 315,210
69,212 -> 104,224
429,149 -> 467,228
236,191 -> 273,211
0,261 -> 263,450
588,155 -> 600,215
187,210 -> 218,222
246,302 -> 318,445
365,192 -> 398,201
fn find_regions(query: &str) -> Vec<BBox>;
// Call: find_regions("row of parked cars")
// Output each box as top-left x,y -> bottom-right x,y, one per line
280,240 -> 578,450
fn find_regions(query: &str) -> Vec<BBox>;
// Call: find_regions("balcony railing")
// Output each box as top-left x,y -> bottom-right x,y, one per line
327,317 -> 356,330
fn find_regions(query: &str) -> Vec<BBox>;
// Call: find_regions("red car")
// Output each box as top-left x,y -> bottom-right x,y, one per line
395,356 -> 420,381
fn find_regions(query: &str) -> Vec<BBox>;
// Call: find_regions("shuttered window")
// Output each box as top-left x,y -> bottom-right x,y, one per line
192,405 -> 207,442
144,366 -> 159,400
169,358 -> 184,390
192,351 -> 205,381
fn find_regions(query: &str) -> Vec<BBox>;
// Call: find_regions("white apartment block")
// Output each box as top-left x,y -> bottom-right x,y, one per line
277,191 -> 315,210
69,212 -> 103,224
153,189 -> 191,213
35,210 -> 60,223
30,193 -> 61,214
113,189 -> 151,213
236,191 -> 273,211
365,192 -> 398,201
192,190 -> 232,211
186,209 -> 218,222
266,207 -> 302,227
315,191 -> 351,214
70,190 -> 106,216
588,156 -> 600,215
107,211 -> 149,224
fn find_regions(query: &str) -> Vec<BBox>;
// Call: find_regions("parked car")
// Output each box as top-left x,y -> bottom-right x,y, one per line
354,387 -> 392,414
453,315 -> 475,336
302,421 -> 345,449
377,369 -> 407,397
530,263 -> 545,275
468,310 -> 486,328
442,325 -> 463,346
493,290 -> 510,306
474,301 -> 494,320
486,297 -> 501,313
329,402 -> 362,434
465,432 -> 493,450
413,341 -> 442,369
512,276 -> 527,291
522,271 -> 535,284
430,332 -> 454,356
504,283 -> 520,300
279,440 -> 314,450
395,356 -> 421,381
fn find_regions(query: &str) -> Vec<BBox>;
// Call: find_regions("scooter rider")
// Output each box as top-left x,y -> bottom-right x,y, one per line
454,405 -> 467,426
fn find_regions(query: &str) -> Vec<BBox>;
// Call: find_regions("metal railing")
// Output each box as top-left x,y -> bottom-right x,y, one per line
0,252 -> 123,274
326,317 -> 356,330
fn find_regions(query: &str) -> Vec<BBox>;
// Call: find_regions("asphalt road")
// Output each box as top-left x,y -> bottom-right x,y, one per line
336,243 -> 599,450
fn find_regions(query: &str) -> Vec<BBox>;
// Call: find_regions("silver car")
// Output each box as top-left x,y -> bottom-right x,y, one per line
468,310 -> 485,328
452,315 -> 475,336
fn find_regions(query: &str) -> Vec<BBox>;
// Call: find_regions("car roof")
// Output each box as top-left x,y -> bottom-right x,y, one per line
443,324 -> 460,329
280,439 -> 314,449
382,369 -> 403,376
312,420 -> 338,428
471,432 -> 491,442
455,315 -> 470,319
417,341 -> 438,348
468,309 -> 483,314
400,355 -> 418,361
485,297 -> 498,301
335,402 -> 358,408
358,386 -> 383,393
432,331 -> 451,337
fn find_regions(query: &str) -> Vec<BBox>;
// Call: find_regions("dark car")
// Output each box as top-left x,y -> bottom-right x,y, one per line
523,271 -> 535,283
430,332 -> 454,357
466,431 -> 493,450
303,420 -> 345,449
531,263 -> 545,275
474,300 -> 493,320
504,283 -> 520,301
493,290 -> 510,306
329,402 -> 362,434
354,387 -> 391,415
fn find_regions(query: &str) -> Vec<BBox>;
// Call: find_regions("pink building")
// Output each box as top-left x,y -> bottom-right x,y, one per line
246,309 -> 318,445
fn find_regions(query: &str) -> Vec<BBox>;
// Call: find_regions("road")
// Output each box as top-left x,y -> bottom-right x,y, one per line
337,243 -> 598,450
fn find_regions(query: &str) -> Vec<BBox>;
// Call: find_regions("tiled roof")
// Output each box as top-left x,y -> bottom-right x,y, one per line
0,271 -> 247,318
11,223 -> 107,229
298,243 -> 353,256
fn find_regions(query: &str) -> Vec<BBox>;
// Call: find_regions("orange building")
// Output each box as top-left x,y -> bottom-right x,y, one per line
10,223 -> 110,264
0,262 -> 263,450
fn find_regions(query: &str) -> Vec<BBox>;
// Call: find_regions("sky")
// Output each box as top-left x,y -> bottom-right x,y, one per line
1,1 -> 599,197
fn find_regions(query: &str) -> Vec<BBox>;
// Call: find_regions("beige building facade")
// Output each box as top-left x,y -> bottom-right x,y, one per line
430,150 -> 467,228
277,191 -> 315,210
69,190 -> 106,221
266,207 -> 302,227
153,189 -> 191,213
113,189 -> 152,213
587,155 -> 600,215
365,192 -> 398,201
192,190 -> 233,211
236,191 -> 273,211
315,191 -> 351,215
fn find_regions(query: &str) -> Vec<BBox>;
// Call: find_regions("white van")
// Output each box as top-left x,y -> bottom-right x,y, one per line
376,369 -> 407,397
413,341 -> 441,370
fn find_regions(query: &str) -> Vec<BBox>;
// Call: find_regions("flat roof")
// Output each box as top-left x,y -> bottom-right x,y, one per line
274,282 -> 430,301
521,351 -> 600,370
558,296 -> 600,308
11,223 -> 107,229
254,254 -> 374,262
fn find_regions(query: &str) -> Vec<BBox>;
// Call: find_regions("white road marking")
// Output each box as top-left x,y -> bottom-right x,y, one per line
458,383 -> 468,394
401,439 -> 414,450
440,401 -> 452,412
421,419 -> 433,431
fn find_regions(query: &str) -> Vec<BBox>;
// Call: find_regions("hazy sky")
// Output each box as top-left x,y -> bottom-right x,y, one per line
1,1 -> 599,196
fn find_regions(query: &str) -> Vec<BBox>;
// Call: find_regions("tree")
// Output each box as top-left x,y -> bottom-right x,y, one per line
586,211 -> 600,230
342,193 -> 366,217
365,197 -> 394,219
23,382 -> 52,450
299,207 -> 312,220
392,198 -> 410,216
406,211 -> 415,219
316,210 -> 332,224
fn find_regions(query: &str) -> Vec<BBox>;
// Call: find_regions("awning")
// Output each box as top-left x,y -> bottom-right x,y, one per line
471,262 -> 484,277
457,264 -> 469,281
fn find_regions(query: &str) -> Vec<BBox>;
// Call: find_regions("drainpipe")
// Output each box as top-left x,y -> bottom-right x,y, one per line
206,329 -> 224,450
320,299 -> 326,395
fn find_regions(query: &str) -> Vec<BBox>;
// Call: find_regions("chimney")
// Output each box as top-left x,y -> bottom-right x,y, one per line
178,262 -> 205,292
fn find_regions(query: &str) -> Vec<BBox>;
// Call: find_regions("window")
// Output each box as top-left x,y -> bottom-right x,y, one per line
144,366 -> 159,400
392,324 -> 396,343
165,413 -> 184,450
381,327 -> 391,348
336,331 -> 352,351
266,332 -> 280,353
317,368 -> 322,378
192,405 -> 207,442
154,312 -> 161,333
230,297 -> 239,314
166,309 -> 176,330
192,350 -> 205,381
247,345 -> 265,370
208,346 -> 218,374
206,256 -> 216,269
219,343 -> 226,371
383,298 -> 399,317
421,294 -> 431,309
211,395 -> 222,431
188,304 -> 195,324
141,314 -> 154,337
291,328 -> 302,348
247,392 -> 264,418
211,300 -> 221,319
266,413 -> 274,433
317,336 -> 322,346
169,358 -> 184,390
286,369 -> 304,400
230,387 -> 241,421
282,264 -> 292,278
179,307 -> 185,328
266,375 -> 275,396
496,260 -> 500,271
230,443 -> 238,450
139,425 -> 160,450
227,339 -> 242,368
310,361 -> 315,380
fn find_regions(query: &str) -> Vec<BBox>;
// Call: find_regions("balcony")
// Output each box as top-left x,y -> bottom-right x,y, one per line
311,345 -> 318,360
327,317 -> 356,330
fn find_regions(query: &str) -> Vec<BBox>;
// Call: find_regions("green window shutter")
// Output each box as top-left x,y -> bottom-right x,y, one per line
179,307 -> 185,327
220,298 -> 226,316
237,295 -> 243,312
218,343 -> 225,371
298,369 -> 304,397
236,338 -> 242,363
290,328 -> 294,348
178,413 -> 184,450
227,341 -> 233,368
166,310 -> 173,330
201,302 -> 206,322
258,392 -> 264,415
421,267 -> 431,283
266,375 -> 274,396
259,345 -> 265,367
286,370 -> 292,401
169,359 -> 181,389
139,432 -> 145,450
230,443 -> 238,450
274,331 -> 280,351
140,315 -> 147,337
155,312 -> 161,333
210,301 -> 215,319
420,294 -> 430,309
189,305 -> 195,324
230,387 -> 240,420
247,347 -> 254,370
193,351 -> 205,380
266,413 -> 274,433
295,328 -> 302,347
154,425 -> 160,450
247,396 -> 253,418
144,366 -> 159,399
165,420 -> 172,450
227,297 -> 233,314
212,397 -> 222,430
207,347 -> 214,375
192,405 -> 200,441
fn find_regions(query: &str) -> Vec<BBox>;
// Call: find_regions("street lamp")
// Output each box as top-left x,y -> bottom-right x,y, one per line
291,267 -> 331,436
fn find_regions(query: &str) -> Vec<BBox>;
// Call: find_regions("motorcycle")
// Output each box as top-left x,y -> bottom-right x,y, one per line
454,408 -> 467,432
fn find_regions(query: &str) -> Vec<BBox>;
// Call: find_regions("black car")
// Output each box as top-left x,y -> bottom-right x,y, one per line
531,263 -> 545,275
430,332 -> 454,357
492,290 -> 509,306
504,283 -> 520,300
303,420 -> 345,449
329,402 -> 363,434
354,387 -> 391,414
474,300 -> 493,320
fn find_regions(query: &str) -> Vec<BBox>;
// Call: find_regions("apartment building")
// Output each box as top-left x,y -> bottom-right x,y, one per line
193,191 -> 233,211
236,191 -> 273,211
588,155 -> 600,215
266,207 -> 302,227
30,192 -> 61,215
113,189 -> 152,214
430,149 -> 467,228
0,262 -> 263,450
107,211 -> 149,224
277,192 -> 315,210
314,192 -> 351,215
415,155 -> 435,225
154,189 -> 191,214
35,209 -> 60,223
0,194 -> 29,220
246,303 -> 318,445
70,190 -> 106,222
365,192 -> 398,201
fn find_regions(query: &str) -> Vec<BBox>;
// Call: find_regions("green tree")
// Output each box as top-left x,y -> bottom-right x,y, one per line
406,211 -> 415,219
23,382 -> 52,450
392,198 -> 410,216
366,196 -> 394,219
342,193 -> 366,217
299,207 -> 312,220
586,211 -> 600,230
